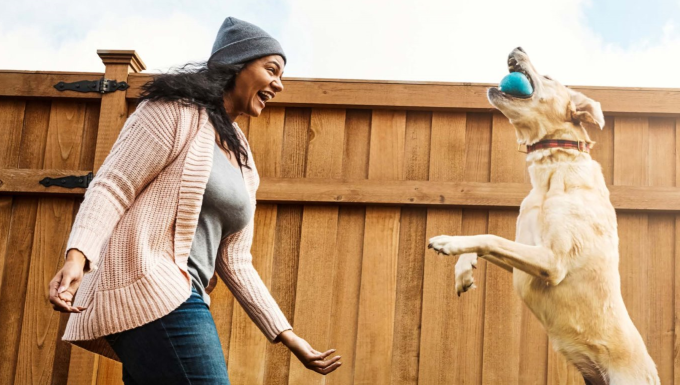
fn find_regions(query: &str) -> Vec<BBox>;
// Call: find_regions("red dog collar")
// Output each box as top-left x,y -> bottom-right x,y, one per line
524,140 -> 591,154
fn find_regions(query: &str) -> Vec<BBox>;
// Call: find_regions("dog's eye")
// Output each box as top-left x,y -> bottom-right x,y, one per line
543,75 -> 552,80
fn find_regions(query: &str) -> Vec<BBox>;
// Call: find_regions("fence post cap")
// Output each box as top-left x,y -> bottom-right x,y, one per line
97,50 -> 146,73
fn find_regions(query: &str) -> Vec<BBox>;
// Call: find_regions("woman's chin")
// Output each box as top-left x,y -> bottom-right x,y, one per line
246,104 -> 265,117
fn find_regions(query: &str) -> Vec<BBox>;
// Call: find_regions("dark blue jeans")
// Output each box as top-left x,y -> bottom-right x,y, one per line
105,288 -> 230,385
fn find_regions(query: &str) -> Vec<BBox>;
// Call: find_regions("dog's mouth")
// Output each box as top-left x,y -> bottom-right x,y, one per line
490,55 -> 536,101
507,57 -> 535,95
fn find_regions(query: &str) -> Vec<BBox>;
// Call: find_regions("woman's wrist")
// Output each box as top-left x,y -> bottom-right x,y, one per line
277,329 -> 296,346
65,249 -> 88,270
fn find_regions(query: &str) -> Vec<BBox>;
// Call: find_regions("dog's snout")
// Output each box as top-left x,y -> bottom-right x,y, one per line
516,46 -> 526,54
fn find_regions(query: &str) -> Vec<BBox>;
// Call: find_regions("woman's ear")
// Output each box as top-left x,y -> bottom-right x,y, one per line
568,88 -> 605,131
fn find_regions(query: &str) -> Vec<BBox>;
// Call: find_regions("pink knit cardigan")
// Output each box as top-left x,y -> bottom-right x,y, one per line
63,100 -> 291,360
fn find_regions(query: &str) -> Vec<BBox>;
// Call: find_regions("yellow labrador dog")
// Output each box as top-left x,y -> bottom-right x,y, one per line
428,47 -> 659,385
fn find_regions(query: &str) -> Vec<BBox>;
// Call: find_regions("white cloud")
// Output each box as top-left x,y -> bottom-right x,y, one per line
0,12 -> 213,72
1,0 -> 679,88
280,0 -> 680,87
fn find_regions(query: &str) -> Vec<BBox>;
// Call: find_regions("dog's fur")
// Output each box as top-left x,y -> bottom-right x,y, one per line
428,48 -> 659,385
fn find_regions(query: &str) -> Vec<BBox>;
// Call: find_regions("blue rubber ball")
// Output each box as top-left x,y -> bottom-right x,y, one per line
499,72 -> 533,96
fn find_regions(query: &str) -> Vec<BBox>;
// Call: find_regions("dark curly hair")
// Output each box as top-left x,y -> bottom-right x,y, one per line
138,61 -> 250,169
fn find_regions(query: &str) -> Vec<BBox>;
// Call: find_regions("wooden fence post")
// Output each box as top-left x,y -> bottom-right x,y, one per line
93,50 -> 145,173
66,50 -> 145,385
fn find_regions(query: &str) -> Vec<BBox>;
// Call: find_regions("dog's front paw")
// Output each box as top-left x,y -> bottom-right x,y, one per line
428,235 -> 478,256
428,235 -> 457,255
455,253 -> 478,297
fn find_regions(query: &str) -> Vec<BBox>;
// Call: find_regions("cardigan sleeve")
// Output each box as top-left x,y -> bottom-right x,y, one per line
65,101 -> 182,271
215,218 -> 293,342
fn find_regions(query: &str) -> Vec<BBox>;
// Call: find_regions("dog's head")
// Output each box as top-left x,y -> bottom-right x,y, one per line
487,47 -> 605,145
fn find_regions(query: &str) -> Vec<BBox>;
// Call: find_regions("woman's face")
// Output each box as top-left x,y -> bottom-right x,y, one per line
229,55 -> 285,117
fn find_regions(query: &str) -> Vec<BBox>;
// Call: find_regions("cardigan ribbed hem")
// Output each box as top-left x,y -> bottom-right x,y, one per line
63,257 -> 191,359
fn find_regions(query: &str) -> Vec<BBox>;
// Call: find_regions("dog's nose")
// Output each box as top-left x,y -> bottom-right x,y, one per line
516,46 -> 526,54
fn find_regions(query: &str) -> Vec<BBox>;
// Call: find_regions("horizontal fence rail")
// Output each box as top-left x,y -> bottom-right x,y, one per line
4,70 -> 680,115
3,170 -> 680,212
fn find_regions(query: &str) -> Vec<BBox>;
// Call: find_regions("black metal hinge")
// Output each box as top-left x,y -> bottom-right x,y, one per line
40,172 -> 93,189
53,78 -> 129,94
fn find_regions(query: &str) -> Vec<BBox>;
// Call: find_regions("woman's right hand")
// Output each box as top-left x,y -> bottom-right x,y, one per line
49,249 -> 88,313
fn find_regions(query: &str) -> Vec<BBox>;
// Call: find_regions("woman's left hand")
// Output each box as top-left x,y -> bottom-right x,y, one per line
277,330 -> 342,375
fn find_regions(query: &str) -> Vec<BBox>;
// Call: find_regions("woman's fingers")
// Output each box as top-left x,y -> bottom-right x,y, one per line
49,274 -> 71,312
316,349 -> 336,360
311,354 -> 341,368
49,268 -> 84,313
314,360 -> 342,375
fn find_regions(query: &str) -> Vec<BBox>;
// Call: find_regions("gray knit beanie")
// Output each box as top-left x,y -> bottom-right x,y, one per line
209,17 -> 286,66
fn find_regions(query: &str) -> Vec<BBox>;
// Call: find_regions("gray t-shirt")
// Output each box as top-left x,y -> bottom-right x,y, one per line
187,142 -> 252,306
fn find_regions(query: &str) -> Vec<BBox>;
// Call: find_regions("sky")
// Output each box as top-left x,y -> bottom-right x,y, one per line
1,0 -> 679,88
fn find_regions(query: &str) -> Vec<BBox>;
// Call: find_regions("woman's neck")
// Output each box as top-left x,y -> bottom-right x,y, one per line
222,93 -> 240,122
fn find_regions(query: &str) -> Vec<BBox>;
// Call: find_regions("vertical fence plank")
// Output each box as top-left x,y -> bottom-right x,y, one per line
390,111 -> 431,385
0,99 -> 25,290
614,117 -> 650,352
482,113 -> 539,385
0,100 -> 48,385
676,117 -> 680,385
418,111 -> 471,385
263,107 -> 310,385
288,108 -> 345,385
49,102 -> 102,385
588,116 -> 615,185
353,110 -> 405,385
14,101 -> 86,385
646,117 -> 675,385
228,107 -> 285,385
325,109 -> 372,385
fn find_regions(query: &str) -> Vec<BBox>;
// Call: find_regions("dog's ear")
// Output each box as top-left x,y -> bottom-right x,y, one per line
567,88 -> 605,130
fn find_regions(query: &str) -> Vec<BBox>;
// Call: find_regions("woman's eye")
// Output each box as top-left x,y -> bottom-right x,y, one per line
267,68 -> 275,74
544,75 -> 552,80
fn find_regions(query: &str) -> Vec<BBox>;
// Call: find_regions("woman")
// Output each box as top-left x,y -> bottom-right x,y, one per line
48,17 -> 341,384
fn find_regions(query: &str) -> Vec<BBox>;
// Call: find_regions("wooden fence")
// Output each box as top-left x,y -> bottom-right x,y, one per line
0,50 -> 679,385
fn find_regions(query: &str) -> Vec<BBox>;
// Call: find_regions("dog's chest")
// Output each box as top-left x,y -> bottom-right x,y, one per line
516,196 -> 543,246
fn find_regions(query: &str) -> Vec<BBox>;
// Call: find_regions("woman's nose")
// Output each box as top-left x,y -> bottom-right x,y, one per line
272,78 -> 284,92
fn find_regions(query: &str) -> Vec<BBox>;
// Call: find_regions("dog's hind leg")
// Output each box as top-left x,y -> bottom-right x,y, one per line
429,234 -> 566,285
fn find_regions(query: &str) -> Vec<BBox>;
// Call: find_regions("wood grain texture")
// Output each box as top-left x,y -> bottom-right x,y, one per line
0,71 -> 103,99
248,107 -> 286,178
92,63 -> 133,173
354,207 -> 401,385
645,117 -> 675,385
288,107 -> 345,385
482,112 -> 538,385
353,109 -> 405,385
418,110 -> 467,385
6,169 -> 680,212
227,204 -> 278,385
15,101 -> 86,384
676,117 -> 680,385
0,99 -> 26,293
325,109 -> 371,385
614,117 -> 650,359
419,208 -> 463,385
0,99 -> 49,385
228,105 -> 286,385
325,206 -> 365,385
390,111 -> 431,385
125,73 -> 680,115
588,116 -> 615,185
263,108 -> 309,385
